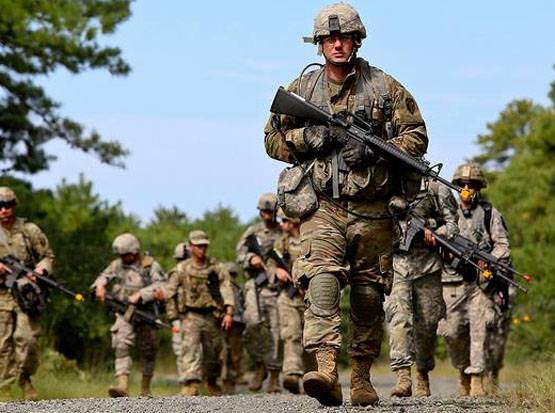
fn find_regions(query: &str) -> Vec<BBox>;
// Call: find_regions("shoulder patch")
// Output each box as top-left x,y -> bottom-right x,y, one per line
405,97 -> 416,114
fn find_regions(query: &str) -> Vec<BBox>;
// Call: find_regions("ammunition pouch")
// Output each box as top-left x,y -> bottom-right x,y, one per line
277,164 -> 318,219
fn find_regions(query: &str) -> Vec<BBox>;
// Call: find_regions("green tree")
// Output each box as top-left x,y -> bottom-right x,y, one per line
0,0 -> 131,173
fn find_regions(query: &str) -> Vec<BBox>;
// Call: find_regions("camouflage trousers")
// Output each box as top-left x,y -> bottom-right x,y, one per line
0,306 -> 41,389
172,319 -> 183,378
243,281 -> 282,371
295,198 -> 393,357
278,291 -> 304,376
437,282 -> 495,375
220,322 -> 245,383
110,314 -> 159,377
385,270 -> 445,372
486,309 -> 511,377
179,311 -> 223,383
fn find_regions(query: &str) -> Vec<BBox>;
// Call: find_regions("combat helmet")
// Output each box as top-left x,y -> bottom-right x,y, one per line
452,162 -> 487,188
174,242 -> 190,261
257,193 -> 278,212
0,187 -> 17,204
112,233 -> 141,255
307,2 -> 366,44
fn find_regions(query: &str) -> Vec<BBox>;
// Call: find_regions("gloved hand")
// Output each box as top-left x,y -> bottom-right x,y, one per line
341,139 -> 374,168
303,125 -> 346,155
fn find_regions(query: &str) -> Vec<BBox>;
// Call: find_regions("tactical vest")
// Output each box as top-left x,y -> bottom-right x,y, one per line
457,203 -> 492,253
178,257 -> 223,311
298,58 -> 396,200
0,219 -> 40,269
110,256 -> 155,299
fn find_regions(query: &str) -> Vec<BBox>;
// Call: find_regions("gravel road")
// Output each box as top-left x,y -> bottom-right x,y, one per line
0,374 -> 512,413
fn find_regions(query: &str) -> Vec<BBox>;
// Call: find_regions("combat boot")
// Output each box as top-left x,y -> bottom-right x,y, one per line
223,379 -> 236,395
108,374 -> 129,398
266,370 -> 282,393
470,374 -> 485,397
283,374 -> 301,394
302,347 -> 343,406
458,371 -> 471,396
391,367 -> 412,397
19,375 -> 38,401
415,370 -> 431,397
248,362 -> 267,392
205,378 -> 222,396
140,375 -> 153,397
350,356 -> 379,406
180,380 -> 200,396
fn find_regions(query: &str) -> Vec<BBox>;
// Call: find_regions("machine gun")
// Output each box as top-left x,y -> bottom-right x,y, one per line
0,255 -> 84,316
270,87 -> 471,200
400,215 -> 530,293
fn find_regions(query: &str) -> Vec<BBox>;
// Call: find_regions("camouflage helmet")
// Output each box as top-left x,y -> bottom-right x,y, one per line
452,162 -> 487,188
174,242 -> 190,261
112,233 -> 141,255
257,193 -> 278,211
308,2 -> 367,44
0,187 -> 17,204
224,262 -> 239,277
277,207 -> 301,224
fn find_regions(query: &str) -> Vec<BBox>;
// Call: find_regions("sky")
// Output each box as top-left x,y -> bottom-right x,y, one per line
20,0 -> 555,223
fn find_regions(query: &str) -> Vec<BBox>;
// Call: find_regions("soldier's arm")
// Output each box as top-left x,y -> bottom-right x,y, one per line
218,265 -> 235,311
489,208 -> 511,260
26,223 -> 55,274
93,260 -> 118,289
164,267 -> 181,320
386,76 -> 428,157
236,225 -> 259,273
435,184 -> 459,239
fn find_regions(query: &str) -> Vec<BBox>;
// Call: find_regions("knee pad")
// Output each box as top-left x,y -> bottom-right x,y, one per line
307,273 -> 340,317
350,284 -> 384,324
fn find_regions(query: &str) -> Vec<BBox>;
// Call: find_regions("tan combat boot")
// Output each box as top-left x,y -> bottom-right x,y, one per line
350,356 -> 379,406
108,374 -> 129,398
470,374 -> 485,397
19,376 -> 38,401
391,367 -> 412,397
458,371 -> 471,396
140,375 -> 153,397
266,370 -> 282,393
180,380 -> 200,396
283,374 -> 301,394
415,370 -> 431,397
205,378 -> 222,396
302,347 -> 343,406
248,363 -> 267,392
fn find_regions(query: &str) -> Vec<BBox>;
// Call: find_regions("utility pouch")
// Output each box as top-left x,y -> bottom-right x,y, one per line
277,163 -> 318,219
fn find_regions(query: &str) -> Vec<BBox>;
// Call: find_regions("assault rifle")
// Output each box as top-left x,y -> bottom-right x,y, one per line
399,215 -> 530,293
270,87 -> 470,199
94,291 -> 171,329
0,255 -> 84,315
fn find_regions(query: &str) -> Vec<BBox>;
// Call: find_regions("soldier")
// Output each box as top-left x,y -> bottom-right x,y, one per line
93,233 -> 166,397
171,242 -> 190,379
220,262 -> 246,394
386,179 -> 458,398
268,209 -> 305,394
0,187 -> 54,400
236,193 -> 283,393
165,230 -> 235,396
438,163 -> 511,396
264,3 -> 427,406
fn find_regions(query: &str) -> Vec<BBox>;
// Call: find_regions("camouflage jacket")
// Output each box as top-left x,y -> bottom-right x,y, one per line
264,58 -> 428,200
442,201 -> 510,283
94,255 -> 166,303
0,218 -> 55,310
165,256 -> 234,318
394,179 -> 458,279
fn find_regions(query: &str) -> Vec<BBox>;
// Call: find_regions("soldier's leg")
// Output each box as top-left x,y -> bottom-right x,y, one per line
242,278 -> 268,372
13,308 -> 41,380
0,310 -> 16,391
201,315 -> 224,395
107,314 -> 134,397
136,324 -> 159,396
229,323 -> 245,382
439,283 -> 470,371
261,291 -> 282,393
172,320 -> 183,378
278,293 -> 303,394
180,312 -> 203,385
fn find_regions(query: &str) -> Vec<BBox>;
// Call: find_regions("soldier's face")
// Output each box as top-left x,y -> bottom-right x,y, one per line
0,201 -> 16,223
321,34 -> 355,64
259,210 -> 274,223
190,243 -> 208,260
459,181 -> 480,203
120,253 -> 139,265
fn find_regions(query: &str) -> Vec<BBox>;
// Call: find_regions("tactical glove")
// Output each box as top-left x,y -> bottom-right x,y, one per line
303,125 -> 346,155
341,139 -> 374,168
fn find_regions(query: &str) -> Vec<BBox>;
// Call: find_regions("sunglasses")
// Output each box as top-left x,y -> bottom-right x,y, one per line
0,201 -> 16,210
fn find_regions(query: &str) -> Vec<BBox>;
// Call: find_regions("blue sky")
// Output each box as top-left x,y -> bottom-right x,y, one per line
22,1 -> 555,222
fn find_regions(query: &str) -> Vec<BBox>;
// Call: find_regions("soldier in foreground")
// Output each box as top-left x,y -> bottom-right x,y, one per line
171,242 -> 190,379
438,163 -> 511,396
264,3 -> 428,406
165,230 -> 235,396
93,233 -> 166,397
220,262 -> 246,394
386,179 -> 458,397
0,187 -> 55,400
236,194 -> 283,393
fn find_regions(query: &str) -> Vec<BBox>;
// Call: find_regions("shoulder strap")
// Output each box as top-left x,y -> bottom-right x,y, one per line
480,201 -> 493,238
300,66 -> 325,101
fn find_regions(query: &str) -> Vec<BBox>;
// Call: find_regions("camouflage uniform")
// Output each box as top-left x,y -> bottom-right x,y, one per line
165,256 -> 234,384
438,203 -> 510,377
386,180 -> 457,375
236,222 -> 283,373
0,218 -> 54,390
93,255 -> 166,378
